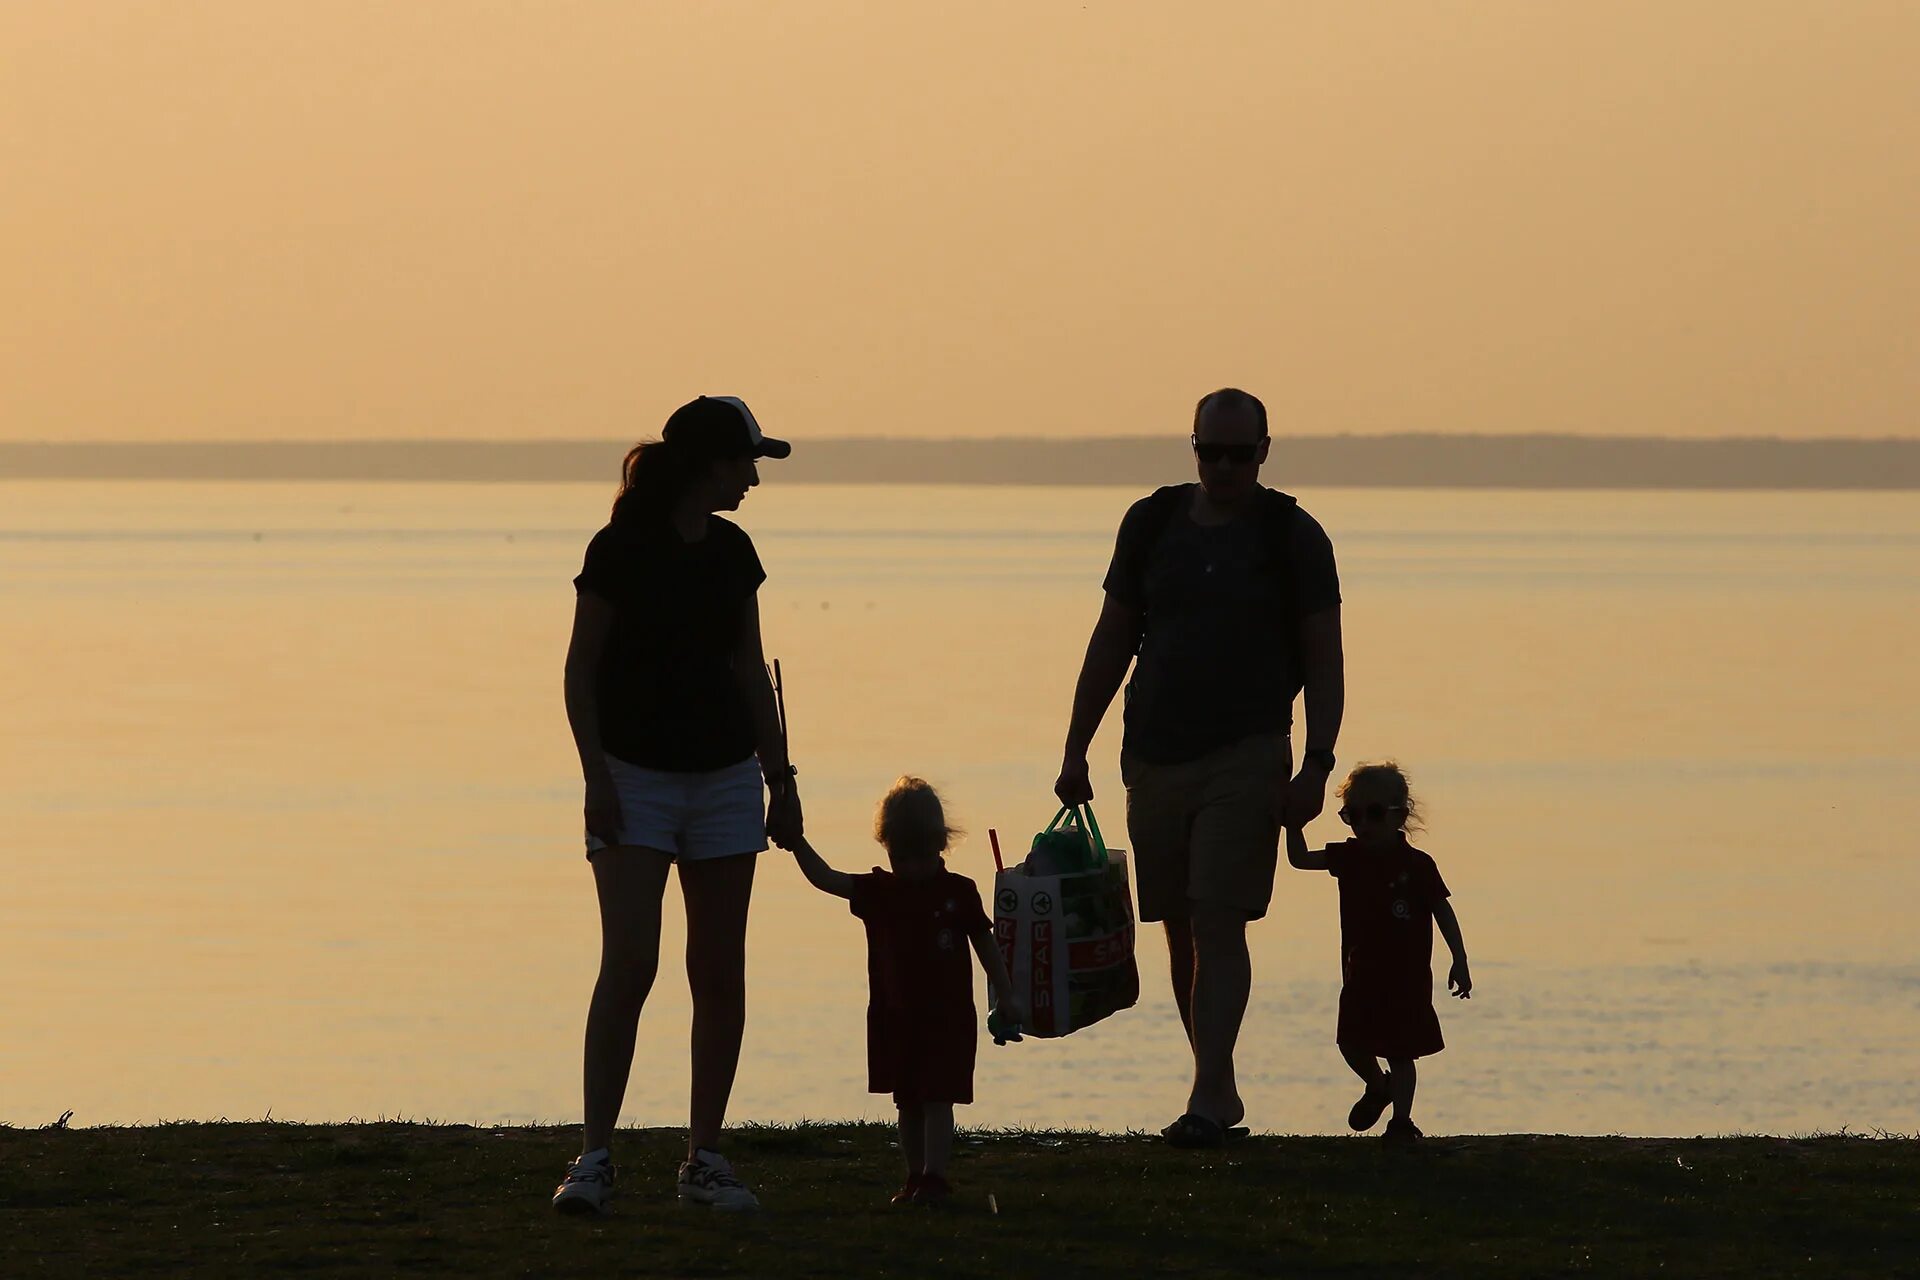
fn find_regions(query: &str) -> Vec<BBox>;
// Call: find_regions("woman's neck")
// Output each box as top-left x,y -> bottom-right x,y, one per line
669,498 -> 710,542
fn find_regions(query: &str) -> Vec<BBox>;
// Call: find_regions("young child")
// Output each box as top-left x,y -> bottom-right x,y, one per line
789,776 -> 1026,1205
1286,762 -> 1470,1145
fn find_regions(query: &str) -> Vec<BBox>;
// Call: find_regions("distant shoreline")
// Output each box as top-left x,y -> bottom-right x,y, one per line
4,435 -> 1919,489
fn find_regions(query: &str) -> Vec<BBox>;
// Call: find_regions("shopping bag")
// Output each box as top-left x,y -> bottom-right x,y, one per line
992,805 -> 1140,1037
1024,804 -> 1105,875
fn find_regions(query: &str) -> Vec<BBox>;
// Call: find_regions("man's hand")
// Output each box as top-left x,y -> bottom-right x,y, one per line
584,765 -> 622,845
765,787 -> 804,850
1054,753 -> 1094,806
1282,761 -> 1330,828
1448,959 -> 1473,999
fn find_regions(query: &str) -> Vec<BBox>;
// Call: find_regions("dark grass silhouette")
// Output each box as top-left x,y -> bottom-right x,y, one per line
5,1121 -> 1917,1277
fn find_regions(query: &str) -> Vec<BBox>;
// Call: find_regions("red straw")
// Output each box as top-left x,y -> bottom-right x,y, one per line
989,828 -> 1004,872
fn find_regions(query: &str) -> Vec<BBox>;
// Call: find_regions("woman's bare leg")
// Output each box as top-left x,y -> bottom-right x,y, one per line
680,851 -> 758,1157
581,848 -> 673,1154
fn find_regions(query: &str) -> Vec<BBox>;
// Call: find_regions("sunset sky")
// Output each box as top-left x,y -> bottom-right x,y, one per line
3,2 -> 1916,442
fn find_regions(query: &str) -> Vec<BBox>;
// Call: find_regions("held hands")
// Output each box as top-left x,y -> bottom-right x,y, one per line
765,785 -> 804,850
1281,761 -> 1331,828
1448,959 -> 1473,999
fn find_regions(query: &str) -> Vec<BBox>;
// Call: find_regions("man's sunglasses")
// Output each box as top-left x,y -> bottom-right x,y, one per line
1338,803 -> 1406,825
1191,437 -> 1260,466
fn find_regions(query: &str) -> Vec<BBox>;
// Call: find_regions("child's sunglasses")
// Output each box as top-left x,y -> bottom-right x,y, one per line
1190,436 -> 1260,465
1338,802 -> 1406,825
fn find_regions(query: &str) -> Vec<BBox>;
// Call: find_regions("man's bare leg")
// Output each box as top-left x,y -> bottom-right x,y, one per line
1185,902 -> 1250,1129
1163,916 -> 1195,1045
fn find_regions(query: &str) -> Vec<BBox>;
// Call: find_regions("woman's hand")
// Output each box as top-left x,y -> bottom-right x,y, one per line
1448,959 -> 1473,999
584,765 -> 622,846
765,785 -> 804,850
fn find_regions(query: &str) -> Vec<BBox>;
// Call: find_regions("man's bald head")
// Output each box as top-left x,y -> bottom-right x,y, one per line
1193,388 -> 1268,439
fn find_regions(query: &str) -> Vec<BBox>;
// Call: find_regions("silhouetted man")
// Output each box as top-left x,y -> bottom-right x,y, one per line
1055,387 -> 1344,1145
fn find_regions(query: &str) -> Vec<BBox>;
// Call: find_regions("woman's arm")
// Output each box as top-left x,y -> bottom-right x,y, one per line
789,836 -> 856,899
732,592 -> 801,845
564,593 -> 619,843
1285,826 -> 1330,870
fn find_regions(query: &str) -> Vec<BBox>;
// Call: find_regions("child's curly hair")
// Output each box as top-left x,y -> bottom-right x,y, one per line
873,776 -> 962,862
1336,761 -> 1425,832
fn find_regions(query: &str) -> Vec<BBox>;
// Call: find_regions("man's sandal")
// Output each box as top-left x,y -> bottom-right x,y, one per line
1161,1113 -> 1251,1148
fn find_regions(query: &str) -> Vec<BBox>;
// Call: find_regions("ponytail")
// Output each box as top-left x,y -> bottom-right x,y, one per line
609,438 -> 698,527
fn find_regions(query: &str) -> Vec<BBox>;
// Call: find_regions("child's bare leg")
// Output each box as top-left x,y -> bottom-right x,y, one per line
921,1104 -> 955,1180
1340,1045 -> 1387,1087
1386,1058 -> 1416,1121
897,1102 -> 926,1177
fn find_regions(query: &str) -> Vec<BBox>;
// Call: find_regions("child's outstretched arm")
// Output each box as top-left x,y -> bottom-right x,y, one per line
1285,825 -> 1330,870
789,836 -> 856,899
969,926 -> 1027,1043
1434,899 -> 1472,998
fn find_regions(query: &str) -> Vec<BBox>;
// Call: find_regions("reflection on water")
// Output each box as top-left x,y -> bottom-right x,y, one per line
1,481 -> 1916,1135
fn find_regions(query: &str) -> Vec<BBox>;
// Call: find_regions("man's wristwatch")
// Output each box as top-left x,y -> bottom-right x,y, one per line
768,763 -> 798,795
1302,748 -> 1337,774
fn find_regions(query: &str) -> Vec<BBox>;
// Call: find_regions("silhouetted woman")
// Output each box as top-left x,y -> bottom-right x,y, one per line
551,396 -> 800,1215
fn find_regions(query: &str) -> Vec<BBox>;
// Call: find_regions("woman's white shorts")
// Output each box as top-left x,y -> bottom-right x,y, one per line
585,754 -> 768,861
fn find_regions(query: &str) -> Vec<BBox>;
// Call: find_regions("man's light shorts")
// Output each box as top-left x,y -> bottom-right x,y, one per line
1121,732 -> 1291,922
585,754 -> 768,861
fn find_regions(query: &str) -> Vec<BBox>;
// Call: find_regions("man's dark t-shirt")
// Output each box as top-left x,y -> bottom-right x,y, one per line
1103,483 -> 1340,764
572,516 -> 766,771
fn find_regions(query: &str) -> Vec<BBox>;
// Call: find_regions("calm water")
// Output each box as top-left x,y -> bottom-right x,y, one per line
3,480 -> 1917,1136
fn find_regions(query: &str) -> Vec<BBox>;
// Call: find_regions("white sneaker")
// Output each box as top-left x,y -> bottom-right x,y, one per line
552,1151 -> 616,1215
676,1149 -> 760,1211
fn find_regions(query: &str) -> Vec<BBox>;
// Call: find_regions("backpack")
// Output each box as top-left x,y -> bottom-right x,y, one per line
1127,482 -> 1307,698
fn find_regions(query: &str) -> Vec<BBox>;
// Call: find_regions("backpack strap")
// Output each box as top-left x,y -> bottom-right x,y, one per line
1139,483 -> 1298,566
1261,488 -> 1310,701
1136,483 -> 1190,555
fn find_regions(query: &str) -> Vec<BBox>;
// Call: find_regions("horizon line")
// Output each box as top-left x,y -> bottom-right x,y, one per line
5,434 -> 1919,490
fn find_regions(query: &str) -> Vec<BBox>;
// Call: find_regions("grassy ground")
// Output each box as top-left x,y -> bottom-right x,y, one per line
4,1122 -> 1917,1278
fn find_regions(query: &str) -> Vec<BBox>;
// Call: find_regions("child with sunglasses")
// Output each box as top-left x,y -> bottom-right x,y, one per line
1286,762 -> 1470,1144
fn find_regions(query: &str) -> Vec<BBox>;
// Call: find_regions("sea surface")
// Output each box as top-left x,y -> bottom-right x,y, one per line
3,480 -> 1917,1137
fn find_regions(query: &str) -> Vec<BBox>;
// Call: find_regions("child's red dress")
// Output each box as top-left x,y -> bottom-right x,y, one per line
849,863 -> 992,1105
1326,834 -> 1449,1060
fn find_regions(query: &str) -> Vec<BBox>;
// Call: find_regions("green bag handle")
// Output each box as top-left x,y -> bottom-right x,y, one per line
1041,804 -> 1110,865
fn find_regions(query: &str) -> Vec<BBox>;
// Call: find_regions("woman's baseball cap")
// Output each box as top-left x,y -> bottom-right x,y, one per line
662,395 -> 791,459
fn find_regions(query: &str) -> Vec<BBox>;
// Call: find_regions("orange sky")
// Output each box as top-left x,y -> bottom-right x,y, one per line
2,2 -> 1916,442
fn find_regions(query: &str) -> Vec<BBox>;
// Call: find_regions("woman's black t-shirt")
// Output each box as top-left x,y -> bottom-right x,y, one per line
573,516 -> 767,772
